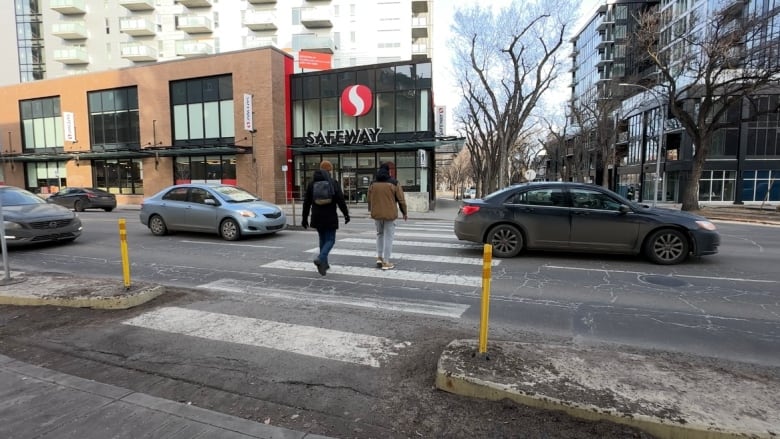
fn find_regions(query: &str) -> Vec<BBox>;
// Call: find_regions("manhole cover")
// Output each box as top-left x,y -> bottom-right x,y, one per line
639,275 -> 689,288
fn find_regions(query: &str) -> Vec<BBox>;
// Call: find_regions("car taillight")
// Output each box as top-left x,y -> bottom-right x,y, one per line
461,205 -> 481,216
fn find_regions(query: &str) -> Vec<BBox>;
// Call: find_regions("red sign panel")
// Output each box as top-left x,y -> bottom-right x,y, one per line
298,51 -> 332,70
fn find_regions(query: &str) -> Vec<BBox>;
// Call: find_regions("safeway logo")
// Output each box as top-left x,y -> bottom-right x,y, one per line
341,85 -> 373,117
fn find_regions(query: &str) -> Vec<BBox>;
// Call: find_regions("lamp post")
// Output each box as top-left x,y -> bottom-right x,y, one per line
619,83 -> 666,207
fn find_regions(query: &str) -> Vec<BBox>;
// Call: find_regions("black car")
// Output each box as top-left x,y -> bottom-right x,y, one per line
46,187 -> 117,212
454,182 -> 720,265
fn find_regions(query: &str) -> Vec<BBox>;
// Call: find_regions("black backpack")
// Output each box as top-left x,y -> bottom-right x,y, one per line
312,179 -> 335,205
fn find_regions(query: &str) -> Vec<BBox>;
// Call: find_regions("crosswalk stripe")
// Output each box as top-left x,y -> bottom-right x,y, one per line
261,260 -> 483,287
362,231 -> 455,239
304,248 -> 500,266
340,237 -> 479,249
198,279 -> 470,319
122,307 -> 409,368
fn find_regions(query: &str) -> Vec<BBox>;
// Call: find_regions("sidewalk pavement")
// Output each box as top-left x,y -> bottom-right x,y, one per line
1,200 -> 779,438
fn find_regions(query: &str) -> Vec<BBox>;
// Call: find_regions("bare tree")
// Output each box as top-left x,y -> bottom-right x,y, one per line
450,1 -> 575,194
633,3 -> 780,210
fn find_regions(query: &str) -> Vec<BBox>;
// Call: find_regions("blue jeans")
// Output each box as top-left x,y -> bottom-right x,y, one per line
317,228 -> 337,266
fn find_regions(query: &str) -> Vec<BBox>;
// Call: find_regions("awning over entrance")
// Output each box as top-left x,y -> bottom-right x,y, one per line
9,145 -> 251,162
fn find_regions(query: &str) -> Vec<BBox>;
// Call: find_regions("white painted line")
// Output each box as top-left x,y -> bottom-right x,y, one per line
341,238 -> 478,249
545,265 -> 778,283
304,248 -> 500,266
180,240 -> 283,249
198,279 -> 469,319
397,224 -> 453,230
122,307 -> 408,368
362,231 -> 455,239
261,260 -> 483,287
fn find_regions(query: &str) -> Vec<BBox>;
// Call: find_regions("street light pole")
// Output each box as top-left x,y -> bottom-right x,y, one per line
619,83 -> 665,207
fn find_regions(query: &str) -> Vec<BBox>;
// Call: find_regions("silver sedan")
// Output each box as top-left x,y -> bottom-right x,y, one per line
139,184 -> 287,241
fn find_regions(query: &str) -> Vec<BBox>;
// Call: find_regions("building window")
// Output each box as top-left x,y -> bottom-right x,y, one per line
742,170 -> 780,202
88,87 -> 140,151
20,96 -> 63,153
170,75 -> 235,146
25,161 -> 66,194
93,158 -> 144,195
174,155 -> 237,185
698,170 -> 736,202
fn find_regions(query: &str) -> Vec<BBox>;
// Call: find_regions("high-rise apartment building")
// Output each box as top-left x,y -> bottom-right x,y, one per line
3,0 -> 433,86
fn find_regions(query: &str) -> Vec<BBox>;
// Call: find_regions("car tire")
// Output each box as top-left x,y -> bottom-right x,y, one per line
644,228 -> 689,265
74,200 -> 85,212
486,224 -> 523,258
104,207 -> 114,212
220,218 -> 241,241
148,215 -> 168,236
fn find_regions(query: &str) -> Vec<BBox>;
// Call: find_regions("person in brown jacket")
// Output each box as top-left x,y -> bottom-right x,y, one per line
367,162 -> 407,270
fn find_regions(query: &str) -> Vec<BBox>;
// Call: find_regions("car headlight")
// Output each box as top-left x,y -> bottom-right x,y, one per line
695,220 -> 717,231
237,210 -> 257,218
3,221 -> 23,230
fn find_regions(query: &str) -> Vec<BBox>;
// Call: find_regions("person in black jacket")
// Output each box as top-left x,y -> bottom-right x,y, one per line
301,160 -> 350,276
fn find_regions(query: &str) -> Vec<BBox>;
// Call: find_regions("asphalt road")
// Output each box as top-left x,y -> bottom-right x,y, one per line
1,209 -> 778,437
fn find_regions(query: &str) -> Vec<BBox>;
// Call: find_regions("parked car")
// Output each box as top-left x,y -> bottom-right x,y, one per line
454,182 -> 720,265
46,187 -> 117,212
139,184 -> 287,241
464,188 -> 477,199
0,186 -> 82,246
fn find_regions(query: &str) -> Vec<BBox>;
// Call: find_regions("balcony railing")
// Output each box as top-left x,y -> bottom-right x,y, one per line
119,18 -> 156,36
175,40 -> 214,57
53,47 -> 89,64
120,42 -> 157,61
119,0 -> 154,11
300,7 -> 333,28
248,0 -> 276,3
52,22 -> 87,40
50,0 -> 86,15
292,35 -> 335,53
177,15 -> 213,34
244,11 -> 277,31
412,16 -> 428,38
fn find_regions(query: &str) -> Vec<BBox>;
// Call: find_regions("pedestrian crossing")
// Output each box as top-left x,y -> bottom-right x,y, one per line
122,221 -> 487,370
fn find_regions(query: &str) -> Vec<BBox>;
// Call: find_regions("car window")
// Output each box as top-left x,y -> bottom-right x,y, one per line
506,188 -> 566,206
0,189 -> 46,206
570,188 -> 623,211
162,187 -> 189,202
213,186 -> 258,203
189,188 -> 210,204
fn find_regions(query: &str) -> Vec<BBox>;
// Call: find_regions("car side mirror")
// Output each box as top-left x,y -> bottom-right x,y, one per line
619,204 -> 631,214
204,198 -> 217,206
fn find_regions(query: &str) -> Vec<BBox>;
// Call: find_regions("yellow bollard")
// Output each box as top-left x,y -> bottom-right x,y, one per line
478,244 -> 492,354
118,219 -> 131,289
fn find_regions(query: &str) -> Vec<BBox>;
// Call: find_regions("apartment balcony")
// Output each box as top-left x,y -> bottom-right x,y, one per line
412,0 -> 428,13
244,11 -> 277,31
175,40 -> 214,57
304,0 -> 331,2
412,16 -> 428,38
177,15 -> 213,34
53,47 -> 89,64
596,54 -> 613,67
248,0 -> 275,3
176,0 -> 212,7
300,7 -> 333,28
50,0 -> 86,15
245,37 -> 277,49
411,42 -> 428,56
293,35 -> 334,54
119,18 -> 156,36
52,22 -> 87,40
120,42 -> 157,61
119,0 -> 154,11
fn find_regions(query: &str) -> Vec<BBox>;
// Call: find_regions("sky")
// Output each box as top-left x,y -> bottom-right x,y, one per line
431,0 -> 601,135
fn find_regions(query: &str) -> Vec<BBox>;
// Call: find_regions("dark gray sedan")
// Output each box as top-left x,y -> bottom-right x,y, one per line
46,187 -> 117,212
454,182 -> 720,265
0,186 -> 82,246
140,183 -> 287,241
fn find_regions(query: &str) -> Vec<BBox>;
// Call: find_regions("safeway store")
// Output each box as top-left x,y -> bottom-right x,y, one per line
0,49 -> 442,209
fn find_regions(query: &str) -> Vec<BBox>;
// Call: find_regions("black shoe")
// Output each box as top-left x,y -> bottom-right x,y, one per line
314,258 -> 327,276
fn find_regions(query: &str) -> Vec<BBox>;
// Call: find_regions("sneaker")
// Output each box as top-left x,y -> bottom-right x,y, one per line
381,262 -> 395,270
314,258 -> 327,276
375,257 -> 383,268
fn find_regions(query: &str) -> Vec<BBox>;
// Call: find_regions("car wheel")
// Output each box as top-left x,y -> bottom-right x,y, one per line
486,224 -> 523,258
74,199 -> 85,212
645,228 -> 689,265
148,215 -> 168,236
220,218 -> 241,241
104,207 -> 114,212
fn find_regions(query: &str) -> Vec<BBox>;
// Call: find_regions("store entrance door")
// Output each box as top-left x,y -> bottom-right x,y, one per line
355,171 -> 374,203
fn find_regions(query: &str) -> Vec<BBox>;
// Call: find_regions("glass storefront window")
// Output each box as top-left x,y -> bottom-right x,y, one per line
25,161 -> 66,194
321,98 -> 339,131
396,90 -> 416,132
357,153 -> 376,169
304,99 -> 320,133
377,92 -> 395,133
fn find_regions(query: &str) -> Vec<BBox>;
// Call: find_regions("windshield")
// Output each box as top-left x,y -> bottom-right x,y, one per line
213,186 -> 259,203
0,188 -> 46,206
